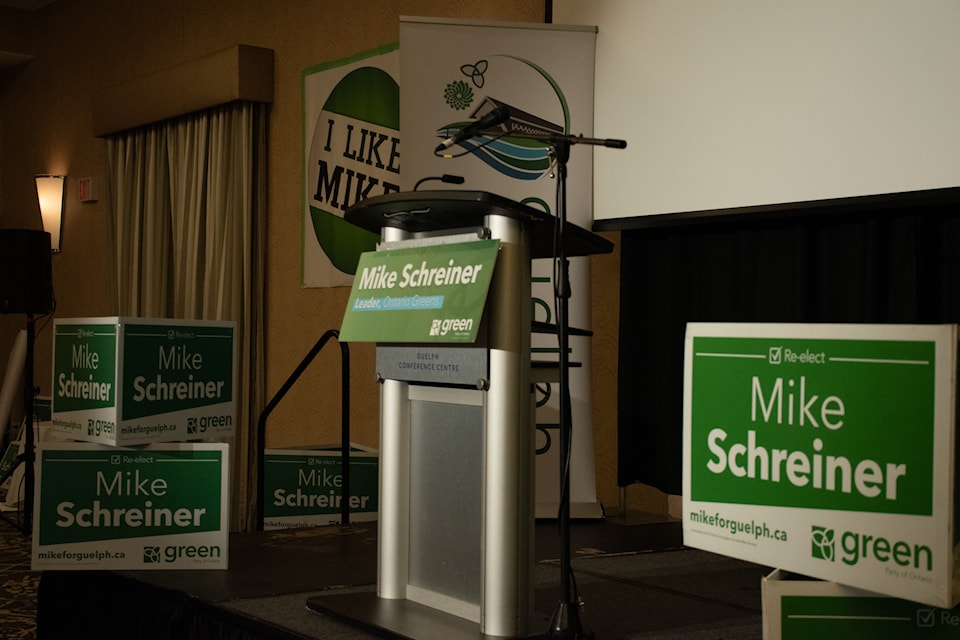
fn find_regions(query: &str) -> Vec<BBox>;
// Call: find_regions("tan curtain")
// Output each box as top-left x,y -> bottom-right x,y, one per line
106,102 -> 267,532
108,126 -> 173,316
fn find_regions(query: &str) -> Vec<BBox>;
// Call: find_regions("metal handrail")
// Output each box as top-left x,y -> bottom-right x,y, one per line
255,329 -> 350,531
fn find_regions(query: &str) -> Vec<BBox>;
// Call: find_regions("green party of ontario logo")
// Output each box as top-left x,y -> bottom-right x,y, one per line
143,543 -> 222,564
436,55 -> 568,181
811,525 -> 836,561
811,524 -> 933,575
307,65 -> 399,275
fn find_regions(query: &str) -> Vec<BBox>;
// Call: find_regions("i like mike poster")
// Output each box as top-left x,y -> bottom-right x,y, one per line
302,43 -> 399,288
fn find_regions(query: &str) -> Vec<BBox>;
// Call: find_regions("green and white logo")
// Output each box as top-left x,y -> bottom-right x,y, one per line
434,55 -> 568,181
810,524 -> 933,573
142,543 -> 223,564
811,526 -> 835,561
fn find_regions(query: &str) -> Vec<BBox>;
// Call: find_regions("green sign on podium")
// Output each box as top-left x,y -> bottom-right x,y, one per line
339,239 -> 499,343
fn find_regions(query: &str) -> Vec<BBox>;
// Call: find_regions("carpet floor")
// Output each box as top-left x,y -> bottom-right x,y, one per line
33,517 -> 771,639
0,516 -> 37,640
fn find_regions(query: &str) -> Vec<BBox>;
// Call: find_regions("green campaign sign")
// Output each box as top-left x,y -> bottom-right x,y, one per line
339,239 -> 499,343
262,448 -> 379,529
689,335 -> 936,515
119,323 -> 235,420
685,324 -> 957,608
53,323 -> 118,413
780,595 -> 957,638
51,318 -> 237,446
32,443 -> 229,571
36,446 -> 224,545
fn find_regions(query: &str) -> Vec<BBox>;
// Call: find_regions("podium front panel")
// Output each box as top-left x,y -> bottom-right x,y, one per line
407,387 -> 483,620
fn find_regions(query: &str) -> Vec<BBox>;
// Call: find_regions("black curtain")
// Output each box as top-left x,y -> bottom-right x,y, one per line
617,198 -> 960,494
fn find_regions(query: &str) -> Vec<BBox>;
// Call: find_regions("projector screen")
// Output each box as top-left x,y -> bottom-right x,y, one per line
551,0 -> 960,225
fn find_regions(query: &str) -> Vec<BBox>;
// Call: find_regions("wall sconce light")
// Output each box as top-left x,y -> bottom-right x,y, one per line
35,174 -> 65,253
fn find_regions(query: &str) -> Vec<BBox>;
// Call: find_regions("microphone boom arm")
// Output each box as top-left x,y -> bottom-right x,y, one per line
507,130 -> 627,149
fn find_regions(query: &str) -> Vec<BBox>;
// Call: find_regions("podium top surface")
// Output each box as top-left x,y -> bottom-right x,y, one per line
344,190 -> 613,259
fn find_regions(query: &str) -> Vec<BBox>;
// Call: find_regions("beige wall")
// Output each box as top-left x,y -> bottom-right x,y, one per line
0,0 -> 665,517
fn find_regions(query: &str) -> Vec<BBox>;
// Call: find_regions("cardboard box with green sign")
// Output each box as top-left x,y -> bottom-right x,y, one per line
763,569 -> 960,639
51,317 -> 236,446
31,442 -> 229,570
683,323 -> 958,608
262,443 -> 378,530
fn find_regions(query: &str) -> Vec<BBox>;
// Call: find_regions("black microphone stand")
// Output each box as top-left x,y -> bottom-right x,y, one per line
547,135 -> 583,639
437,126 -> 625,638
511,131 -> 625,640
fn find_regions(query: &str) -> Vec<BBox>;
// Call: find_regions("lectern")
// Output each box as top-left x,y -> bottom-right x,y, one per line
307,191 -> 612,639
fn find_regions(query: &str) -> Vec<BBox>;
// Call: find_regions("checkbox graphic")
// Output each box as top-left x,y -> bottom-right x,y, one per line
768,346 -> 782,365
917,608 -> 936,628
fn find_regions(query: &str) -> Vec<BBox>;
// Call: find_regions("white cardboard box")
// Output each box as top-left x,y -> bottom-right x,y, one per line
763,569 -> 960,639
32,442 -> 230,570
50,317 -> 237,445
683,323 -> 958,607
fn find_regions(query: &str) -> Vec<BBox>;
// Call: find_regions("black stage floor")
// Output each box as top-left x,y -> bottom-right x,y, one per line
36,516 -> 769,639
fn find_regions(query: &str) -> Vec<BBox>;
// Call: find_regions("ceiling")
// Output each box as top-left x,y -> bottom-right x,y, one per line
0,0 -> 53,8
0,0 -> 54,68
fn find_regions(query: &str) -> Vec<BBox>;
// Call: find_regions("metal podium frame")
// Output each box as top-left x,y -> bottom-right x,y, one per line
306,191 -> 612,639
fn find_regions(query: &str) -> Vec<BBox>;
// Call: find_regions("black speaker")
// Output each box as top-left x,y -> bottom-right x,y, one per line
0,229 -> 54,315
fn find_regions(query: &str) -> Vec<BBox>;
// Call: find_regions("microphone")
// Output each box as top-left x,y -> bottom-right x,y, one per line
435,106 -> 511,152
413,174 -> 466,191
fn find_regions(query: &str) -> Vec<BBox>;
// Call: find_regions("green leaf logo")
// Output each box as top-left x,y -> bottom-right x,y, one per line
811,525 -> 835,561
444,79 -> 474,110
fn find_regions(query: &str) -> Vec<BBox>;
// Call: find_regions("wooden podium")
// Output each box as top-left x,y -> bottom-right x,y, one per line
307,191 -> 612,639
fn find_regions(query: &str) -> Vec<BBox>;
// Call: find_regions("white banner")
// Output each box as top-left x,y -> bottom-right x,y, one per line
399,17 -> 602,517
